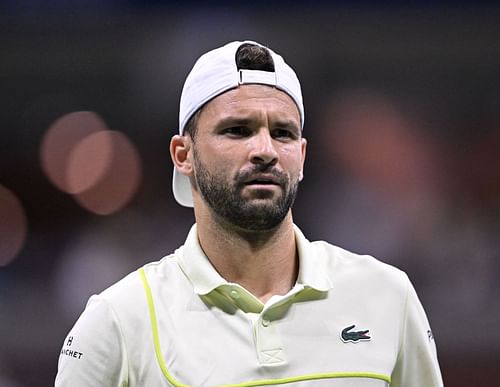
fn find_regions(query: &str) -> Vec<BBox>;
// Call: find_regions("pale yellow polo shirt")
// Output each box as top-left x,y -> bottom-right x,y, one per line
55,224 -> 443,387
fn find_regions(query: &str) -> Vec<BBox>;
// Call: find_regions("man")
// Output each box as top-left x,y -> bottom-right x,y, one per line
56,40 -> 443,386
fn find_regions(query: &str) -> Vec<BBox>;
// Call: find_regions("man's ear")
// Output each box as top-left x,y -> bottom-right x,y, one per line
170,135 -> 193,176
299,137 -> 307,181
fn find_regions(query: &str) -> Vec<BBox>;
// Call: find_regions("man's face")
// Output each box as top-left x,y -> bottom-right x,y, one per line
189,84 -> 306,231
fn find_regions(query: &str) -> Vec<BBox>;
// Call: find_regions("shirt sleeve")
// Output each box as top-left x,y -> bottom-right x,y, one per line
391,278 -> 443,387
55,295 -> 129,387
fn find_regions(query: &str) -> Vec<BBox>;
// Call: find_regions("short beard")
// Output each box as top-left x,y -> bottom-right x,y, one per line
193,152 -> 299,232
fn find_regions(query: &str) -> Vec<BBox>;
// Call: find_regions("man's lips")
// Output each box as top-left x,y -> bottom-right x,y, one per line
242,174 -> 280,186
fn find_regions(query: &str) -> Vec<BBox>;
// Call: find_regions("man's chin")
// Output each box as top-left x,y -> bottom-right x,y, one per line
228,202 -> 287,230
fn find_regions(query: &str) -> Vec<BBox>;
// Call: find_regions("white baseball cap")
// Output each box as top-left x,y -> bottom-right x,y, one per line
173,40 -> 304,207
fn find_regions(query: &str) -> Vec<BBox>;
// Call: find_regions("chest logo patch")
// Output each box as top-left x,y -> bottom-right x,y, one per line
341,324 -> 371,343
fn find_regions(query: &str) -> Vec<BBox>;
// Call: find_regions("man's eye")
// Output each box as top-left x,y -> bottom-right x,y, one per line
222,127 -> 250,136
273,129 -> 295,139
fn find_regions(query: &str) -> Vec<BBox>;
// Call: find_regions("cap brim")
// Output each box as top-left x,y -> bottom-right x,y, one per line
172,167 -> 193,207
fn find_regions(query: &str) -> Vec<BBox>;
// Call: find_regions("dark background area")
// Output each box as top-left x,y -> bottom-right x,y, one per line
1,2 -> 500,386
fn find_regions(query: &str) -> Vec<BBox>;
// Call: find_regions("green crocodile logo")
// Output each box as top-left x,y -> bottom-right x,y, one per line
341,324 -> 371,343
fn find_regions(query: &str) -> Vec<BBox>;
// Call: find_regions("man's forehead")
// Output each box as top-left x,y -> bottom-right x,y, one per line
202,84 -> 301,123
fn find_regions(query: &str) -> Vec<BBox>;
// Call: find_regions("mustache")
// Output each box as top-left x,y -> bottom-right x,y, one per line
235,165 -> 288,187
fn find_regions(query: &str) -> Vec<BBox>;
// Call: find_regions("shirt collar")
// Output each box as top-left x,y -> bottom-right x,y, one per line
294,224 -> 333,292
177,223 -> 333,296
177,224 -> 226,295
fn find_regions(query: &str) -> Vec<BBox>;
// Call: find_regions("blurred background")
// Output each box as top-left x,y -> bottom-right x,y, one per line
1,1 -> 500,386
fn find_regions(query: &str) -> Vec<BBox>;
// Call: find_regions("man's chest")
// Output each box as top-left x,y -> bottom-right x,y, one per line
126,289 -> 399,387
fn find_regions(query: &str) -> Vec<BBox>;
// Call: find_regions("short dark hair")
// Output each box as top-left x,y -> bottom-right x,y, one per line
234,43 -> 275,72
183,43 -> 275,141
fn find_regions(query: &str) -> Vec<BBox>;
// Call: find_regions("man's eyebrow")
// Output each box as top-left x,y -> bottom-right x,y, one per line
273,119 -> 300,130
215,116 -> 300,131
215,116 -> 253,128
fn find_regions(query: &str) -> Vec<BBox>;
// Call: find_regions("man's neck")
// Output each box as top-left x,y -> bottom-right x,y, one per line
195,209 -> 298,304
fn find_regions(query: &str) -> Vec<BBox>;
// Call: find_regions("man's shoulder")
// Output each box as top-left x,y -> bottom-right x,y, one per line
310,239 -> 409,289
97,251 -> 181,306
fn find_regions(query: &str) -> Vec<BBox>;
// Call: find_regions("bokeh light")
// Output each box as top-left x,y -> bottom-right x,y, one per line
40,111 -> 142,215
0,185 -> 28,266
40,111 -> 108,193
65,128 -> 114,194
72,130 -> 142,215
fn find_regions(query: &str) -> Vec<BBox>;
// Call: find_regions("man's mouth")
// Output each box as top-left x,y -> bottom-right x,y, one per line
243,175 -> 280,186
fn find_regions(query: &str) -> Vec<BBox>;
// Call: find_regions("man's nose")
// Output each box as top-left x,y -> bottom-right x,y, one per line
249,130 -> 278,166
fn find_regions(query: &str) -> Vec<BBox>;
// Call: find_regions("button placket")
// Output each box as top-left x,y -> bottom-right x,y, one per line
253,309 -> 286,366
